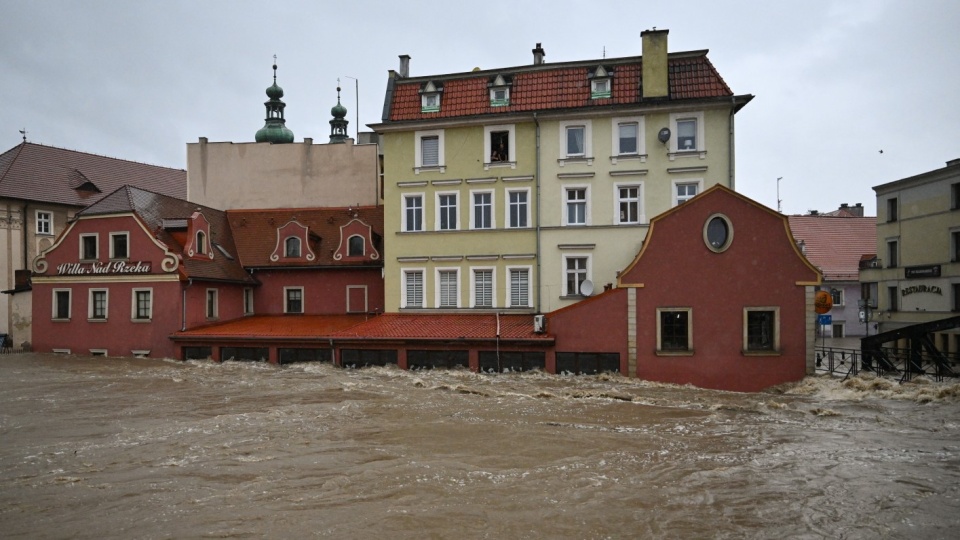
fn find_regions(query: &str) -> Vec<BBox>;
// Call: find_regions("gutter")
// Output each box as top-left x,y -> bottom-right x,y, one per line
534,113 -> 542,313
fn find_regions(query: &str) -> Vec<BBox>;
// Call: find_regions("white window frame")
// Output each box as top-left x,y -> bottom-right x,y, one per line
88,289 -> 109,321
470,189 -> 495,230
830,288 -> 844,307
196,230 -> 207,255
80,233 -> 98,260
657,307 -> 693,354
415,129 -> 445,171
559,120 -> 592,159
52,288 -> 71,320
285,236 -> 301,258
436,191 -> 459,231
206,288 -> 219,319
743,306 -> 780,354
484,124 -> 516,166
563,185 -> 590,226
284,286 -> 305,314
470,267 -> 496,308
244,287 -> 254,315
506,265 -> 533,308
611,116 -> 645,157
669,111 -> 706,155
562,254 -> 592,297
109,231 -> 130,260
131,288 -> 153,322
506,188 -> 531,229
348,235 -> 365,257
36,210 -> 53,235
672,179 -> 703,207
614,182 -> 644,225
402,193 -> 425,232
401,268 -> 426,309
490,87 -> 510,106
435,267 -> 461,308
591,78 -> 611,98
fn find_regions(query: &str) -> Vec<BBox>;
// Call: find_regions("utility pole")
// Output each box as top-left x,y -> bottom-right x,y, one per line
777,177 -> 783,213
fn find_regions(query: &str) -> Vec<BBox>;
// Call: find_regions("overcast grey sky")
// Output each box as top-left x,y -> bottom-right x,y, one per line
2,0 -> 958,216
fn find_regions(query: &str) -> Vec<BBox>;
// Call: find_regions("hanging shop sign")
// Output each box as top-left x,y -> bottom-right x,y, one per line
56,261 -> 152,276
905,265 -> 941,279
814,290 -> 833,314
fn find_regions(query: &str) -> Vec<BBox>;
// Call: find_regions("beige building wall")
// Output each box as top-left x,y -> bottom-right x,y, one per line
187,138 -> 381,210
382,123 -> 539,312
537,106 -> 735,311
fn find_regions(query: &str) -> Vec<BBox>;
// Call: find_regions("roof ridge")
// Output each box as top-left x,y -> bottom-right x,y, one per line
18,141 -> 185,172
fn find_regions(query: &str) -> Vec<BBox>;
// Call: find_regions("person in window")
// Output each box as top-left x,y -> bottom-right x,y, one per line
491,142 -> 507,162
491,147 -> 502,162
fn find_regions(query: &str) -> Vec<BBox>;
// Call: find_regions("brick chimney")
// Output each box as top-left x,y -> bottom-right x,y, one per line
398,55 -> 410,78
532,43 -> 546,65
641,29 -> 669,99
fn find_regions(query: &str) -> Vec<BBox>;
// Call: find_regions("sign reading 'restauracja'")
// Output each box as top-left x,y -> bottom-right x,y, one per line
57,261 -> 152,275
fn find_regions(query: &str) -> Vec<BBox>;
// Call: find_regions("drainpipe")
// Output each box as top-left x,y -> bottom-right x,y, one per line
728,97 -> 736,190
533,113 -> 542,313
181,278 -> 191,331
22,203 -> 28,270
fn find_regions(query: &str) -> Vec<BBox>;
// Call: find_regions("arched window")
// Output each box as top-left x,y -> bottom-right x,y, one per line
285,237 -> 301,258
196,231 -> 206,254
348,235 -> 364,257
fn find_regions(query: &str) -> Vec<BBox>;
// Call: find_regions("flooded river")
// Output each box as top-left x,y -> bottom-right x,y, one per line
1,353 -> 958,539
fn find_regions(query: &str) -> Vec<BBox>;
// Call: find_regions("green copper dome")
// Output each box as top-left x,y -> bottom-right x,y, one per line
329,85 -> 349,144
255,62 -> 294,144
331,100 -> 347,119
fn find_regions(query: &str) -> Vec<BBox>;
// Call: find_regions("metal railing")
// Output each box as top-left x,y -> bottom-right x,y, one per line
816,345 -> 960,382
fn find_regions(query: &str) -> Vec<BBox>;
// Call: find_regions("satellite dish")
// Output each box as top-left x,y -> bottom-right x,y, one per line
658,127 -> 671,144
580,279 -> 594,296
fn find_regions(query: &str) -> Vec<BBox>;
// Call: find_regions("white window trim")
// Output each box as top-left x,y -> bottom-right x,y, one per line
591,78 -> 611,98
435,267 -> 461,309
559,120 -> 593,162
88,288 -> 109,321
285,236 -> 302,258
668,111 -> 706,158
831,288 -> 845,307
284,286 -> 305,314
672,179 -> 704,207
109,231 -> 130,260
415,129 -> 445,172
610,116 -> 646,162
79,233 -> 98,260
401,268 -> 426,309
402,192 -> 425,232
562,184 -> 591,226
52,288 -> 71,321
656,307 -> 694,355
346,285 -> 369,313
469,189 -> 495,230
206,288 -> 219,319
614,182 -> 645,225
506,265 -> 533,308
36,210 -> 53,236
743,306 -> 781,355
489,87 -> 510,106
131,288 -> 153,322
506,188 -> 531,229
561,253 -> 592,297
470,266 -> 497,308
347,234 -> 365,257
483,124 -> 517,169
244,287 -> 254,315
435,191 -> 459,231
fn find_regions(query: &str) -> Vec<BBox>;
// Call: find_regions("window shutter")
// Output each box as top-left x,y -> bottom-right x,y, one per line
422,136 -> 439,166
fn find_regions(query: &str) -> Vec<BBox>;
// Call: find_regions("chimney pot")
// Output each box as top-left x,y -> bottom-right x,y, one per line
532,43 -> 546,65
398,55 -> 411,78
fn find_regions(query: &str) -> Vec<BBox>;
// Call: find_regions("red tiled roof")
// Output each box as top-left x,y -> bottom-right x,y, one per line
171,314 -> 370,339
80,185 -> 254,284
386,53 -> 736,122
788,216 -> 877,281
0,142 -> 185,207
331,313 -> 553,342
226,206 -> 384,267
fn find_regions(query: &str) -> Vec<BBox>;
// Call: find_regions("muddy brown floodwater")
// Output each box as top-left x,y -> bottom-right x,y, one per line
1,353 -> 959,539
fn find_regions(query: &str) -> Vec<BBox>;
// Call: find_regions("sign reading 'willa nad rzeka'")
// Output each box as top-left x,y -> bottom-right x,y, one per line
57,261 -> 151,275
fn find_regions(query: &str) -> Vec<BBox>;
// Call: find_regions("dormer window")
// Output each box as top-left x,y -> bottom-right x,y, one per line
420,81 -> 443,113
348,235 -> 364,257
285,237 -> 301,258
488,74 -> 512,107
196,231 -> 206,255
589,65 -> 613,99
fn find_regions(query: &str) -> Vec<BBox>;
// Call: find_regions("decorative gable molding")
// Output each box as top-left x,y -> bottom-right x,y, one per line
334,218 -> 381,261
185,211 -> 214,260
269,220 -> 317,262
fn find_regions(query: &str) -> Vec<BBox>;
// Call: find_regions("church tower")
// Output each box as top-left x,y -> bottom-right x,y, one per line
329,84 -> 349,144
255,59 -> 295,144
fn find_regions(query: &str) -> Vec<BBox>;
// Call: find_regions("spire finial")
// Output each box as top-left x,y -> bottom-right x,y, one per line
18,128 -> 27,142
273,54 -> 277,83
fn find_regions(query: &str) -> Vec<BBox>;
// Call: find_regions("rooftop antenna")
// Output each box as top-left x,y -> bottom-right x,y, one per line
19,128 -> 27,142
777,177 -> 783,213
344,75 -> 359,140
603,46 -> 606,59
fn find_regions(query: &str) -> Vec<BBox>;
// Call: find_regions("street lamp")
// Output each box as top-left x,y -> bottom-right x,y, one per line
344,76 -> 359,140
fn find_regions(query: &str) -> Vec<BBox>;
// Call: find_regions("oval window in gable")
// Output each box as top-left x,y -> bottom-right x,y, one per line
703,214 -> 733,253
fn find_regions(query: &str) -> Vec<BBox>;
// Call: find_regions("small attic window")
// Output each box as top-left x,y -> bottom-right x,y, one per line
196,231 -> 207,255
488,74 -> 512,107
420,81 -> 443,113
589,65 -> 613,99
